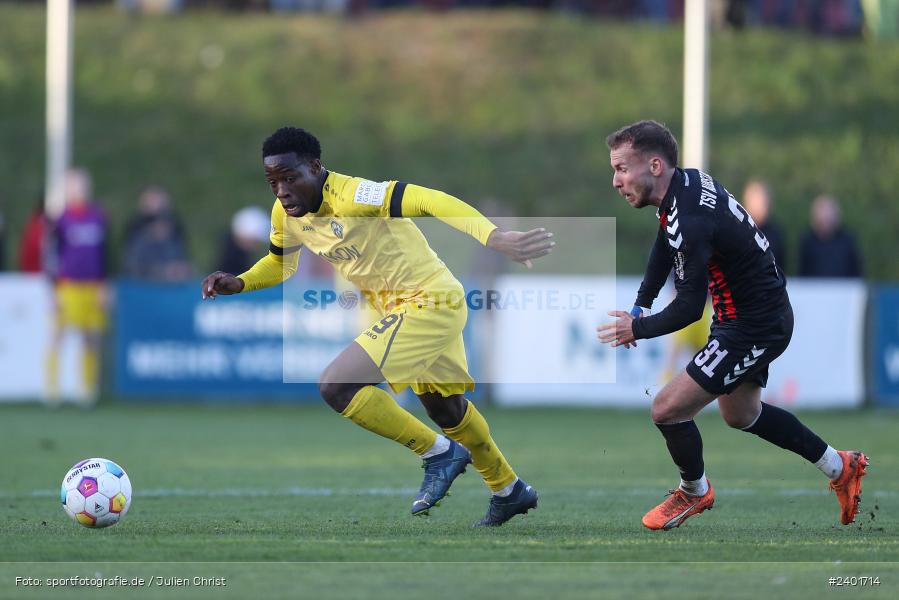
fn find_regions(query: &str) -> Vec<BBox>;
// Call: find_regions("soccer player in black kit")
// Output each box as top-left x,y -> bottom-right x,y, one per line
597,120 -> 868,530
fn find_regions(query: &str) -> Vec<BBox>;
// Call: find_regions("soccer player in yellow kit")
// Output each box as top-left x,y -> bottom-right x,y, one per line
201,127 -> 554,526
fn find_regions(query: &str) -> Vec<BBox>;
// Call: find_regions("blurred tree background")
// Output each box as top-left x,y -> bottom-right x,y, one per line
1,5 -> 897,277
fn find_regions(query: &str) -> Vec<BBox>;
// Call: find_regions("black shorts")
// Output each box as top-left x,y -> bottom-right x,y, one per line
686,305 -> 794,396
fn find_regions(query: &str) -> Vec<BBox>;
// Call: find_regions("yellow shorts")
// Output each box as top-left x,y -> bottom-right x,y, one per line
56,281 -> 106,331
672,300 -> 713,350
356,282 -> 474,398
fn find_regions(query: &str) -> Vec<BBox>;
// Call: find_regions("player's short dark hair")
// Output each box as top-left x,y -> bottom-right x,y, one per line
262,127 -> 322,161
606,120 -> 679,167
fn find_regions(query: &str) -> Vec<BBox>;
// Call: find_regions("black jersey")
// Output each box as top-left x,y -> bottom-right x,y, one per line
631,168 -> 789,340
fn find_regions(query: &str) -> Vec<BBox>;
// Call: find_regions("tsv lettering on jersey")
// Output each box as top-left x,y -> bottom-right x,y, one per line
319,245 -> 362,263
698,170 -> 717,210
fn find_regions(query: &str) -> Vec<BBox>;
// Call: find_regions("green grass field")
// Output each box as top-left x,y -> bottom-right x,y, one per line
1,403 -> 897,598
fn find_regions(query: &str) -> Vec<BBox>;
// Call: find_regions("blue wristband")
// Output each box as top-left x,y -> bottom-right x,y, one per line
630,305 -> 650,318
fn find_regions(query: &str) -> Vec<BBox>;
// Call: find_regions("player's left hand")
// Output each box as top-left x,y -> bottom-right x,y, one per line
597,310 -> 638,349
486,228 -> 555,269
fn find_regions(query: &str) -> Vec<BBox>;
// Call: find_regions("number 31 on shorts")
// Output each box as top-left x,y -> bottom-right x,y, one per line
693,339 -> 729,378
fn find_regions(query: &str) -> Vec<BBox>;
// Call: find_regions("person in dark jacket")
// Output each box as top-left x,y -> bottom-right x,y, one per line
798,195 -> 863,278
743,179 -> 788,273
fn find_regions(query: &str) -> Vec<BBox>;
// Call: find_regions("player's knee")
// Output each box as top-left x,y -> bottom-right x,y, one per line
318,377 -> 353,413
650,393 -> 681,424
720,408 -> 754,429
424,405 -> 453,429
425,396 -> 467,429
651,404 -> 674,424
651,399 -> 693,424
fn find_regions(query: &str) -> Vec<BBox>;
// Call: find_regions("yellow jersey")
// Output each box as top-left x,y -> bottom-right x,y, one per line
238,170 -> 497,309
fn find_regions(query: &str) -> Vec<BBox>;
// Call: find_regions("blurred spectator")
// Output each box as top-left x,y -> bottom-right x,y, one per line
818,0 -> 864,36
217,206 -> 271,275
123,186 -> 192,281
19,197 -> 48,273
639,0 -> 682,21
724,0 -> 748,28
124,185 -> 185,240
47,169 -> 110,406
755,0 -> 863,35
742,179 -> 787,272
798,194 -> 863,278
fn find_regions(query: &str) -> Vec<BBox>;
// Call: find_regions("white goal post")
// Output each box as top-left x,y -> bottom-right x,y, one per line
683,0 -> 710,171
45,0 -> 74,219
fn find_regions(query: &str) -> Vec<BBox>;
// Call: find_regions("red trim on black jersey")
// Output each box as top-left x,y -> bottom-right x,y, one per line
708,260 -> 737,321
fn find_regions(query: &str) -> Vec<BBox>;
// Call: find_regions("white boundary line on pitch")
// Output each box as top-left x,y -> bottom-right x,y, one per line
3,487 -> 898,499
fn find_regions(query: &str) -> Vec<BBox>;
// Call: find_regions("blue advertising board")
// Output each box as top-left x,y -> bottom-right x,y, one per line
114,279 -> 484,401
871,285 -> 899,406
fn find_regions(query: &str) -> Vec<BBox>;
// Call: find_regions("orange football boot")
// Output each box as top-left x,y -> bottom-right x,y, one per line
642,481 -> 715,530
829,450 -> 869,525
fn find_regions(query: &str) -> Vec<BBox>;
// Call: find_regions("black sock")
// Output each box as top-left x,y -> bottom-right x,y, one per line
655,420 -> 705,481
742,402 -> 827,463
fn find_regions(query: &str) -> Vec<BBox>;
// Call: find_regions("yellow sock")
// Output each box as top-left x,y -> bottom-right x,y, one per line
342,386 -> 437,455
443,400 -> 517,492
82,347 -> 99,398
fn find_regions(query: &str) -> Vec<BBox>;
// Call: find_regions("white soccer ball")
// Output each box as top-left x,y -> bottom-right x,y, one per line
60,458 -> 132,528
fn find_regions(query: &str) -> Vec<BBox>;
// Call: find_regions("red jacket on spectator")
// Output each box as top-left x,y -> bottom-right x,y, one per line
19,209 -> 46,273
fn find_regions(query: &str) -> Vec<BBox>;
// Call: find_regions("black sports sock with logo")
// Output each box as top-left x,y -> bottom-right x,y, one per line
655,420 -> 705,482
742,402 -> 828,462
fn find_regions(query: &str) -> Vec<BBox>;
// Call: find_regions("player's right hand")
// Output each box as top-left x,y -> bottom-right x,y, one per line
486,228 -> 555,269
201,271 -> 244,299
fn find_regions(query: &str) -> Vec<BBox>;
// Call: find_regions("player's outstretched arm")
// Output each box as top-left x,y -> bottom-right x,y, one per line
399,184 -> 552,261
202,249 -> 300,300
201,271 -> 245,300
397,183 -> 554,267
486,228 -> 555,269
